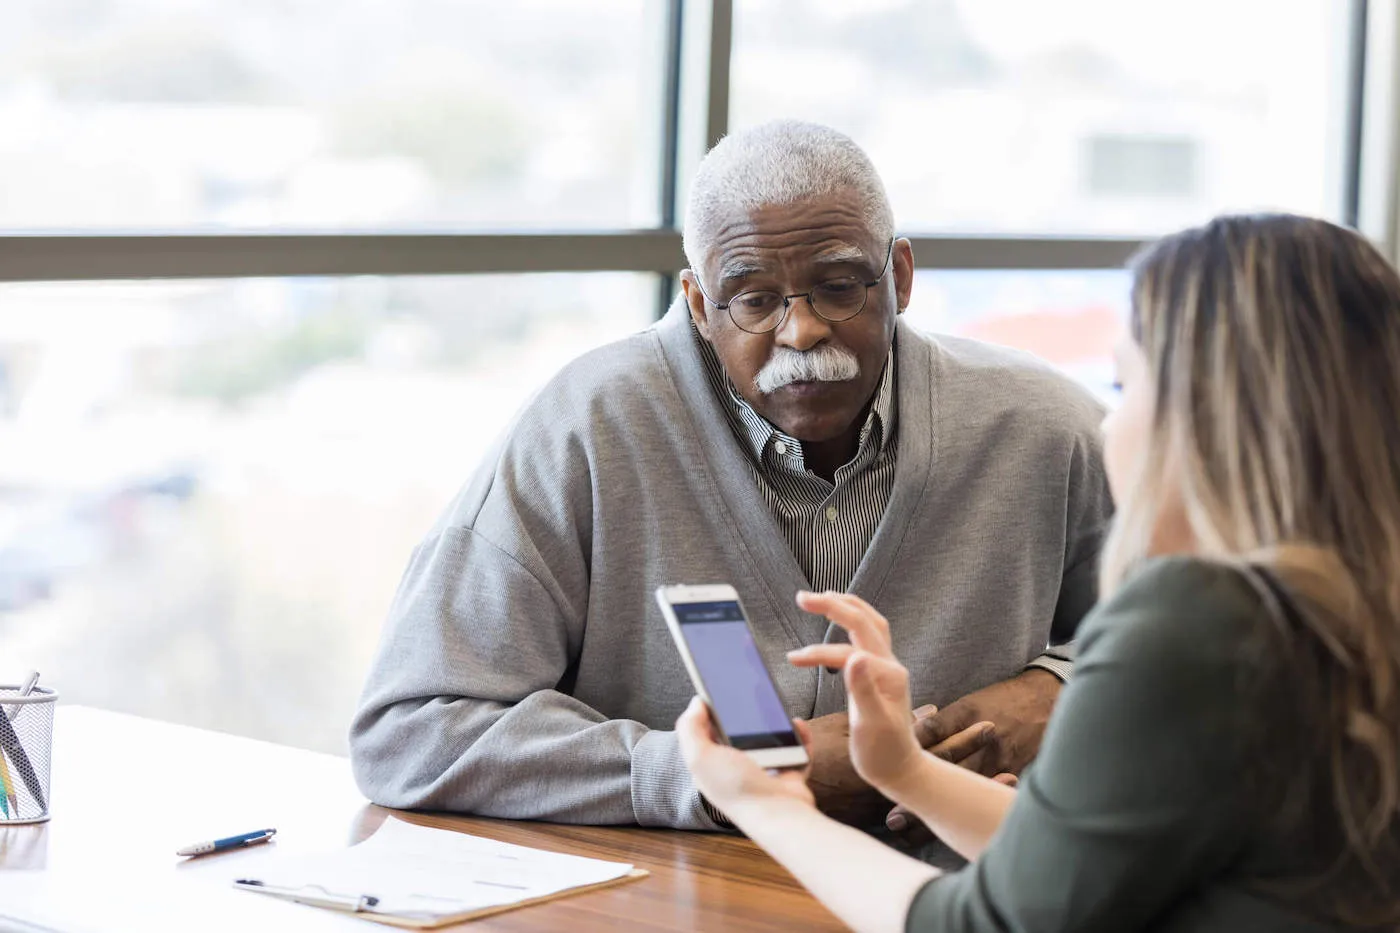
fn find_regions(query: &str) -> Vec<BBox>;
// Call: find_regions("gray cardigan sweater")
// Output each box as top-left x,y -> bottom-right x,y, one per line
349,303 -> 1110,830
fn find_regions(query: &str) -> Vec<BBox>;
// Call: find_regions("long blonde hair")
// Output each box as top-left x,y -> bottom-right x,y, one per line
1101,214 -> 1400,922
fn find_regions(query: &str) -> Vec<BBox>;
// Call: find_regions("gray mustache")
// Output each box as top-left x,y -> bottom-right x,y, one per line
754,345 -> 860,394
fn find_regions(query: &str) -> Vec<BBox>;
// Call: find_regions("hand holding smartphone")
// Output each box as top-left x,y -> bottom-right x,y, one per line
656,584 -> 809,770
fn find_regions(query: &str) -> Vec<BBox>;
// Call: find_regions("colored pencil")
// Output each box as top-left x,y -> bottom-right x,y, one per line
0,749 -> 13,817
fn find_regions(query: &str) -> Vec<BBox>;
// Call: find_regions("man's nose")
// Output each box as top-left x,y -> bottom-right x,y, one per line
773,295 -> 833,352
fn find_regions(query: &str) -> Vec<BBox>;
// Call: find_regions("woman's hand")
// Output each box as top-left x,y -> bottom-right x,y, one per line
676,697 -> 815,820
788,591 -> 924,795
680,693 -> 944,933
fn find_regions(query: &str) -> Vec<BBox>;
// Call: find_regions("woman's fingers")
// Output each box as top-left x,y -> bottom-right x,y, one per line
844,651 -> 884,703
844,652 -> 914,723
787,643 -> 857,669
794,590 -> 893,653
678,697 -> 816,811
845,650 -> 909,698
788,719 -> 816,780
796,590 -> 891,645
843,652 -> 915,734
675,696 -> 713,758
792,717 -> 814,752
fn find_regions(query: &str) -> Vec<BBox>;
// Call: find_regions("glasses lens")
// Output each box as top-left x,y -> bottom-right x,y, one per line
811,279 -> 868,322
728,291 -> 786,333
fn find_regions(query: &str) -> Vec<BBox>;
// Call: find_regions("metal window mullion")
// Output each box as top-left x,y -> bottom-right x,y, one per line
655,0 -> 687,318
0,232 -> 688,282
671,0 -> 734,240
1357,0 -> 1400,259
705,0 -> 733,151
0,233 -> 1148,282
1343,0 -> 1371,228
905,235 -> 1147,269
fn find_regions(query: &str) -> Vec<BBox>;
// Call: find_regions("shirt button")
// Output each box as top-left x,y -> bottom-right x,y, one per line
824,506 -> 838,522
774,441 -> 788,455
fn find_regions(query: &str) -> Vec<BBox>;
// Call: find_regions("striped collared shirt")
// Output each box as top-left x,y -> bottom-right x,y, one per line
693,325 -> 898,593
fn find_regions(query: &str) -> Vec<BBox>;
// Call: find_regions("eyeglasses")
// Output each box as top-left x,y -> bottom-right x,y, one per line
696,239 -> 895,335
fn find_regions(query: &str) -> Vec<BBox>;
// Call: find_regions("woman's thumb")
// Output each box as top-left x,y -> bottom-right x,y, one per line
845,651 -> 881,704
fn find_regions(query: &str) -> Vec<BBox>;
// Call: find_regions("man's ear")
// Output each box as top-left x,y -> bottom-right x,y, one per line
893,238 -> 914,314
679,270 -> 713,339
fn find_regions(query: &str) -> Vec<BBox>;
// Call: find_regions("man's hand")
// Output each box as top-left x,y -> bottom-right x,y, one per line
791,590 -> 1000,827
913,668 -> 1062,778
884,670 -> 1058,842
802,706 -> 996,826
802,710 -> 889,826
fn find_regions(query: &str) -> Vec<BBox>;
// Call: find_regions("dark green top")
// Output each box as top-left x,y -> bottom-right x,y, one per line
907,557 -> 1399,932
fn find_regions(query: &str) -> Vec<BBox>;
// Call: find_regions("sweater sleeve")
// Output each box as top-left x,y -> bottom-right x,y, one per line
907,559 -> 1265,932
349,527 -> 716,829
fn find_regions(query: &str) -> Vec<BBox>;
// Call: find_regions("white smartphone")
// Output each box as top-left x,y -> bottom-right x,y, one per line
656,583 -> 810,770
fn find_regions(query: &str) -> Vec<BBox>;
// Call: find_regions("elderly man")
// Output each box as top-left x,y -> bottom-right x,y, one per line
350,121 -> 1110,833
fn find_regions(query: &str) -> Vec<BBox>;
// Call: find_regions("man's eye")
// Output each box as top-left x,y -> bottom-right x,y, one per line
818,280 -> 859,295
736,293 -> 779,311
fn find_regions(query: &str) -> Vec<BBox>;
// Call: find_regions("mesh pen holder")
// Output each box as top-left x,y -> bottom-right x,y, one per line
0,685 -> 56,825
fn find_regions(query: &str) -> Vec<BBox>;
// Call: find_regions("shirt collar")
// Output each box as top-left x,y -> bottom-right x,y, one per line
691,321 -> 897,471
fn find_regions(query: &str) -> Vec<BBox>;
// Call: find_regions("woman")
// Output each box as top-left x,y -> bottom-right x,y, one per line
678,214 -> 1400,931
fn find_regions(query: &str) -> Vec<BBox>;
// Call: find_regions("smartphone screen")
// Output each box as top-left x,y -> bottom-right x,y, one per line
671,599 -> 800,750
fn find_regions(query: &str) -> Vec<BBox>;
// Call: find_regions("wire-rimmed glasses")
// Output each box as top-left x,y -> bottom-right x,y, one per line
696,238 -> 895,335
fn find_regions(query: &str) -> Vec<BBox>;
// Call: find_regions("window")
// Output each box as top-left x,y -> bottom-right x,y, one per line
0,0 -> 1381,749
0,275 -> 655,752
0,1 -> 663,229
731,0 -> 1349,235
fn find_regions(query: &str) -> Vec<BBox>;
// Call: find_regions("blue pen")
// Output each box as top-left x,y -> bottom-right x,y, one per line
176,827 -> 277,858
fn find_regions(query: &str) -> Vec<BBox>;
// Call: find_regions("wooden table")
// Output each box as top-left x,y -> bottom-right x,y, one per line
0,707 -> 843,932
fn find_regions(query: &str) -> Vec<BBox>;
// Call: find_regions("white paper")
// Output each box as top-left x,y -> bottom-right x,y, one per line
235,816 -> 635,921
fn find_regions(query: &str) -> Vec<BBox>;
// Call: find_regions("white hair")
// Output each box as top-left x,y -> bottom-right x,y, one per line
682,120 -> 896,274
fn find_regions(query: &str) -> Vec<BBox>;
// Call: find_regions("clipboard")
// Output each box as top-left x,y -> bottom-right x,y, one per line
232,817 -> 650,928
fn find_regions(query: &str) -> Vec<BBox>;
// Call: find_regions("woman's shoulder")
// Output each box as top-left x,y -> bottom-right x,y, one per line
1078,556 -> 1273,676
